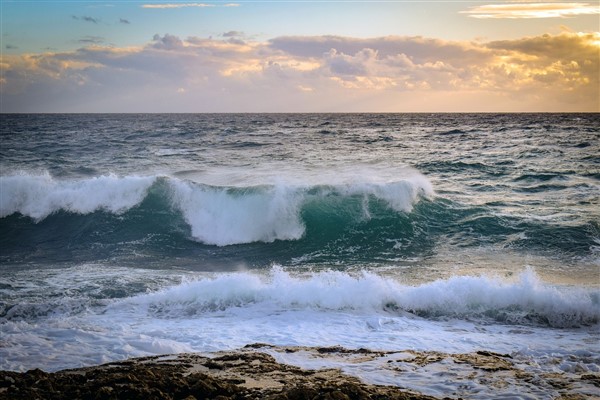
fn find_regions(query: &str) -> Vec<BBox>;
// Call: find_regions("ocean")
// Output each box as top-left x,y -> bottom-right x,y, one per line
1,113 -> 599,398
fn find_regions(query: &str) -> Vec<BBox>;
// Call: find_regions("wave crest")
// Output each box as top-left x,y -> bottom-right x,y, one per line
1,172 -> 433,246
0,172 -> 156,221
168,181 -> 306,246
120,267 -> 599,328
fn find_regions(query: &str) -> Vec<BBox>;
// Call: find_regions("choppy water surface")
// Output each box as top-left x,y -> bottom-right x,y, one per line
1,113 -> 599,398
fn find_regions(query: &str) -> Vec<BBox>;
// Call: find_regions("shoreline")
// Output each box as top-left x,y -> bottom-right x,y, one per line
3,344 -> 598,399
0,345 -> 441,400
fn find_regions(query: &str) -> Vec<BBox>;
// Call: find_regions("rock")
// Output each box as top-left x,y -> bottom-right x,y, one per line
0,348 -> 439,400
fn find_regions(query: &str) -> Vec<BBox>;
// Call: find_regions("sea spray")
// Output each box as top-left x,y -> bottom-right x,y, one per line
114,267 -> 600,327
1,172 -> 434,246
1,113 -> 599,398
0,172 -> 156,220
167,177 -> 433,246
168,180 -> 306,246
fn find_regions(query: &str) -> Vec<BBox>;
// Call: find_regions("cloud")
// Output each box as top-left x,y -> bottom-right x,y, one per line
269,35 -> 492,66
485,32 -> 599,94
141,3 -> 214,9
221,31 -> 247,45
1,32 -> 598,112
487,32 -> 599,59
119,18 -> 131,24
222,31 -> 244,38
78,36 -> 105,45
141,3 -> 239,9
462,2 -> 600,19
152,33 -> 185,49
72,15 -> 100,24
324,48 -> 376,76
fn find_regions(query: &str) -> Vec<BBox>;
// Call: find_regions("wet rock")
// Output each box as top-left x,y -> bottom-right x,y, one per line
580,373 -> 600,387
0,349 -> 438,400
453,352 -> 513,371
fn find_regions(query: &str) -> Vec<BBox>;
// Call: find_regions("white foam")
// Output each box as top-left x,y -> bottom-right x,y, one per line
342,175 -> 434,213
168,180 -> 306,246
0,170 -> 433,245
116,267 -> 600,327
0,172 -> 156,220
1,265 -> 598,398
167,175 -> 433,246
392,268 -> 600,326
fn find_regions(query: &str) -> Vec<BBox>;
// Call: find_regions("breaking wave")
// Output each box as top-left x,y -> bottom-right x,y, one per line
0,172 -> 433,246
1,172 -> 597,264
0,172 -> 155,221
118,267 -> 599,328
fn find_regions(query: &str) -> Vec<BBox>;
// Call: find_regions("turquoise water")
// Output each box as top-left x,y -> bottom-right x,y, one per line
1,113 -> 599,397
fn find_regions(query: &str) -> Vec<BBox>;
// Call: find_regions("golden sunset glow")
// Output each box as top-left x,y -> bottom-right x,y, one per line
463,2 -> 600,19
1,1 -> 598,111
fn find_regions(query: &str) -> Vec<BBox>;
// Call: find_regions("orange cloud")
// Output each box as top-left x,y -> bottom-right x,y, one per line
1,32 -> 598,112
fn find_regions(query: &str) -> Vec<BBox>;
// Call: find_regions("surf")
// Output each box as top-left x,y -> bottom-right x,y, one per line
0,171 -> 434,247
2,171 -> 597,267
115,267 -> 600,328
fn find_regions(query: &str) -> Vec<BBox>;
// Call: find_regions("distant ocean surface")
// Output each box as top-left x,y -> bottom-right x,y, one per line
1,113 -> 599,398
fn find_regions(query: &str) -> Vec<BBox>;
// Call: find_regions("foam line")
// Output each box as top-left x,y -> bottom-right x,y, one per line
119,267 -> 599,327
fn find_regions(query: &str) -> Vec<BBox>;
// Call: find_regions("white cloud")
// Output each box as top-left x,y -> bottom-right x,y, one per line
297,85 -> 314,92
462,2 -> 600,19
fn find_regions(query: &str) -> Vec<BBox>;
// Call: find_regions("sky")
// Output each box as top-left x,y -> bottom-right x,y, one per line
1,0 -> 599,112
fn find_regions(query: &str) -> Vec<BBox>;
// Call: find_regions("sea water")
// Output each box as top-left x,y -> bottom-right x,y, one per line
1,113 -> 599,397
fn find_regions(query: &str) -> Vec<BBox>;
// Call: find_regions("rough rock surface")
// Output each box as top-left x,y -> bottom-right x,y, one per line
0,347 -> 439,400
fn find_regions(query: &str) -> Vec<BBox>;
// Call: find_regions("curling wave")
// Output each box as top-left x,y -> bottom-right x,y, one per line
1,172 -> 597,264
0,172 -> 433,246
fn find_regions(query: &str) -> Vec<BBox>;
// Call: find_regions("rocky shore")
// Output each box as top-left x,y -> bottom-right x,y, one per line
0,345 -> 438,400
3,344 -> 597,399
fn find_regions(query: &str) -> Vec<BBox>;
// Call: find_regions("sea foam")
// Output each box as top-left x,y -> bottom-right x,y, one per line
0,172 -> 156,220
168,180 -> 306,246
0,170 -> 434,247
118,267 -> 599,328
167,174 -> 433,246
